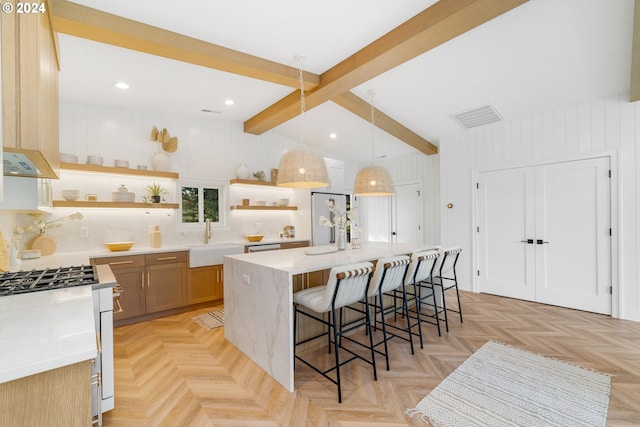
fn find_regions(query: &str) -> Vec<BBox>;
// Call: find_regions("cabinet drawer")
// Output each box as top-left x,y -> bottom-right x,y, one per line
92,255 -> 145,270
281,240 -> 310,249
145,251 -> 187,266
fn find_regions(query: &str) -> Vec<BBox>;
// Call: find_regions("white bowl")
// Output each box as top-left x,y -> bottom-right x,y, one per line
59,153 -> 78,163
62,189 -> 80,201
277,198 -> 289,206
87,155 -> 103,165
255,200 -> 266,206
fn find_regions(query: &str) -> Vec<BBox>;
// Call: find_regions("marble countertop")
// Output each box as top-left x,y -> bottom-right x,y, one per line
0,286 -> 97,384
225,242 -> 438,275
9,238 -> 311,271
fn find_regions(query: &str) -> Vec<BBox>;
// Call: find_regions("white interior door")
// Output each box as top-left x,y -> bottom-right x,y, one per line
477,157 -> 611,315
478,167 -> 535,300
358,196 -> 392,242
534,158 -> 611,314
392,183 -> 423,244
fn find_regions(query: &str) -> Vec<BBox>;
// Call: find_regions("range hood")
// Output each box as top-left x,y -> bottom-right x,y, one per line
3,148 -> 58,179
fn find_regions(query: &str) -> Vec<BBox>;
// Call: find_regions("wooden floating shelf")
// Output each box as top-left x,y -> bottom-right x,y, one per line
52,200 -> 179,209
230,205 -> 297,211
59,162 -> 179,179
229,179 -> 278,187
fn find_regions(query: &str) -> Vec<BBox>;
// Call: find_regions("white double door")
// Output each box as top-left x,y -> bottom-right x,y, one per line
477,157 -> 611,315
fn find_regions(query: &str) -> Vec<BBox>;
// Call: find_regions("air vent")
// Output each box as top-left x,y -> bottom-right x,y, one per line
451,104 -> 502,129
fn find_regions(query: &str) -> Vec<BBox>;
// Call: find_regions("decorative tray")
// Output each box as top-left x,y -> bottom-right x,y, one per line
304,246 -> 339,255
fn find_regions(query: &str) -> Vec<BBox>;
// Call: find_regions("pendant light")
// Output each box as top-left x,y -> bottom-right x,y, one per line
353,91 -> 394,196
276,56 -> 329,189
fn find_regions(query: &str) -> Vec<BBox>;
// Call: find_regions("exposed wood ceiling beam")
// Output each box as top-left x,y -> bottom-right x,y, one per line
48,0 -> 319,90
244,0 -> 528,137
631,0 -> 640,102
332,92 -> 438,155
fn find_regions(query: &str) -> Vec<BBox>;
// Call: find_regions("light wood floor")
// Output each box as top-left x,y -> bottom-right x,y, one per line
103,291 -> 640,426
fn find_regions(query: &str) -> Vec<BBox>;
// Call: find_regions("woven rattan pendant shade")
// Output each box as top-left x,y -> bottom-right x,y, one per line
353,165 -> 394,196
276,148 -> 329,188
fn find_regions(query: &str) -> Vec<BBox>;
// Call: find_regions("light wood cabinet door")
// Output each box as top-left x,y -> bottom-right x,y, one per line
145,252 -> 187,314
188,265 -> 223,304
1,1 -> 59,175
92,255 -> 146,321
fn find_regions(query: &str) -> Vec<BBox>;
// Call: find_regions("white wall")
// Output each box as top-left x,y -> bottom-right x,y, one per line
2,102 -> 358,252
439,93 -> 640,321
356,153 -> 441,245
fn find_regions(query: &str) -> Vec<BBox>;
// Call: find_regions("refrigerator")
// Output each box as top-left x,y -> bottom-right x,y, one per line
311,191 -> 350,246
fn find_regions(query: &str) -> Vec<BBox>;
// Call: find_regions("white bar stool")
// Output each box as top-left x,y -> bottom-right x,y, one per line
293,262 -> 376,403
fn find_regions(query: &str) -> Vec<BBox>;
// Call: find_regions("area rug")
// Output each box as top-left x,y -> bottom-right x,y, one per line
192,309 -> 224,330
406,341 -> 611,427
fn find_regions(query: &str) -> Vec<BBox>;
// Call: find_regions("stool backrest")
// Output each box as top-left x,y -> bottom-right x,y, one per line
405,250 -> 439,285
326,262 -> 374,310
437,247 -> 462,275
368,255 -> 410,297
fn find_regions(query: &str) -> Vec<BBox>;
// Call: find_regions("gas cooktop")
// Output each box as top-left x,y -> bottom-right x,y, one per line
0,265 -> 98,297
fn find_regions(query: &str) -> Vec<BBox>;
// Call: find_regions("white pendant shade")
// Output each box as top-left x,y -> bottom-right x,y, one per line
353,165 -> 394,196
276,148 -> 329,188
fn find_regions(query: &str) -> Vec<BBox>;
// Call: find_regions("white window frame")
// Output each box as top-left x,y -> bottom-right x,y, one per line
177,179 -> 227,229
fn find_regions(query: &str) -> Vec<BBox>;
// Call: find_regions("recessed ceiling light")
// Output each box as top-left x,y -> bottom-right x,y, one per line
224,99 -> 235,106
329,133 -> 337,139
114,81 -> 129,90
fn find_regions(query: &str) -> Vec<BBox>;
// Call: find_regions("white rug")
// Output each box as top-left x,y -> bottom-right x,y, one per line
193,309 -> 224,330
406,341 -> 611,427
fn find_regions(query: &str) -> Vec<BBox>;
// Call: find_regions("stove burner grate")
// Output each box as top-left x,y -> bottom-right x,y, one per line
0,265 -> 98,296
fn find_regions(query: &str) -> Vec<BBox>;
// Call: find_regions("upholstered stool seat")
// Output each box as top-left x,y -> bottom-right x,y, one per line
293,261 -> 376,403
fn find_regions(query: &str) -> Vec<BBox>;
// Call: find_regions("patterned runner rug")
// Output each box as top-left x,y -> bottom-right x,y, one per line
193,309 -> 224,330
406,341 -> 611,427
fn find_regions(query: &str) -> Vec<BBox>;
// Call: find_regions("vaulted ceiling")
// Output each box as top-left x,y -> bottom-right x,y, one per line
52,0 -> 635,163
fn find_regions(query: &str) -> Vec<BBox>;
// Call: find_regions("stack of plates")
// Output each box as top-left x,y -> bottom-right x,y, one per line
87,155 -> 103,165
59,153 -> 78,163
112,191 -> 135,202
115,159 -> 129,168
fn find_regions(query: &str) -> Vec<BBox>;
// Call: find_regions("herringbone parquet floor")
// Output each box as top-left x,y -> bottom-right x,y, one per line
103,291 -> 640,426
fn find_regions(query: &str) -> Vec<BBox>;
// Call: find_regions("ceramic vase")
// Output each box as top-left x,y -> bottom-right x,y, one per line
236,163 -> 250,179
337,228 -> 347,251
152,151 -> 170,171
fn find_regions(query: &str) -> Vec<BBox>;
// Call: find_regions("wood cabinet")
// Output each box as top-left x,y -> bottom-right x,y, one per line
92,255 -> 145,322
1,0 -> 60,178
0,360 -> 92,427
281,240 -> 310,250
92,251 -> 187,324
145,252 -> 187,313
188,265 -> 223,305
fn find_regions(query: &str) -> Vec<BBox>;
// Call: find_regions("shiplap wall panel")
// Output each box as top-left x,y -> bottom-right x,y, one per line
440,92 -> 640,321
357,151 -> 441,244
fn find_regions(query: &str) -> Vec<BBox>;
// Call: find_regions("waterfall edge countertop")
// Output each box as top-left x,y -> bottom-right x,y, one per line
223,242 -> 438,392
0,286 -> 97,384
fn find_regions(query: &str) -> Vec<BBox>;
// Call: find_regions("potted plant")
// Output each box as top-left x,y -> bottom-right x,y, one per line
146,182 -> 168,203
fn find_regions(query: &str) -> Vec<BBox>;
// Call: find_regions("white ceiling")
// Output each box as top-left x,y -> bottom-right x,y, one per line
58,0 -> 634,163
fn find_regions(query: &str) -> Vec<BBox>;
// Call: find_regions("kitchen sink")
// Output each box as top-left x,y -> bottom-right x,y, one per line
189,244 -> 244,268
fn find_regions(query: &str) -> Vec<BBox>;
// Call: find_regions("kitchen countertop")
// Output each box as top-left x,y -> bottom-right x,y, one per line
9,238 -> 310,271
0,286 -> 97,384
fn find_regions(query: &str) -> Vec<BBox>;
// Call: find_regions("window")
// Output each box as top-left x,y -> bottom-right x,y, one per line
179,180 -> 226,226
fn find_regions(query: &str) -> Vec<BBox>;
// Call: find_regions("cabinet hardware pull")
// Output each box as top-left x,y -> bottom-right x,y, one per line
147,272 -> 150,288
157,256 -> 177,261
141,272 -> 144,290
95,332 -> 102,353
520,239 -> 534,244
109,260 -> 133,265
536,239 -> 549,244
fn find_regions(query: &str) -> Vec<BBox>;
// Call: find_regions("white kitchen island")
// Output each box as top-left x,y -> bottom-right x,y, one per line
223,242 -> 434,392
